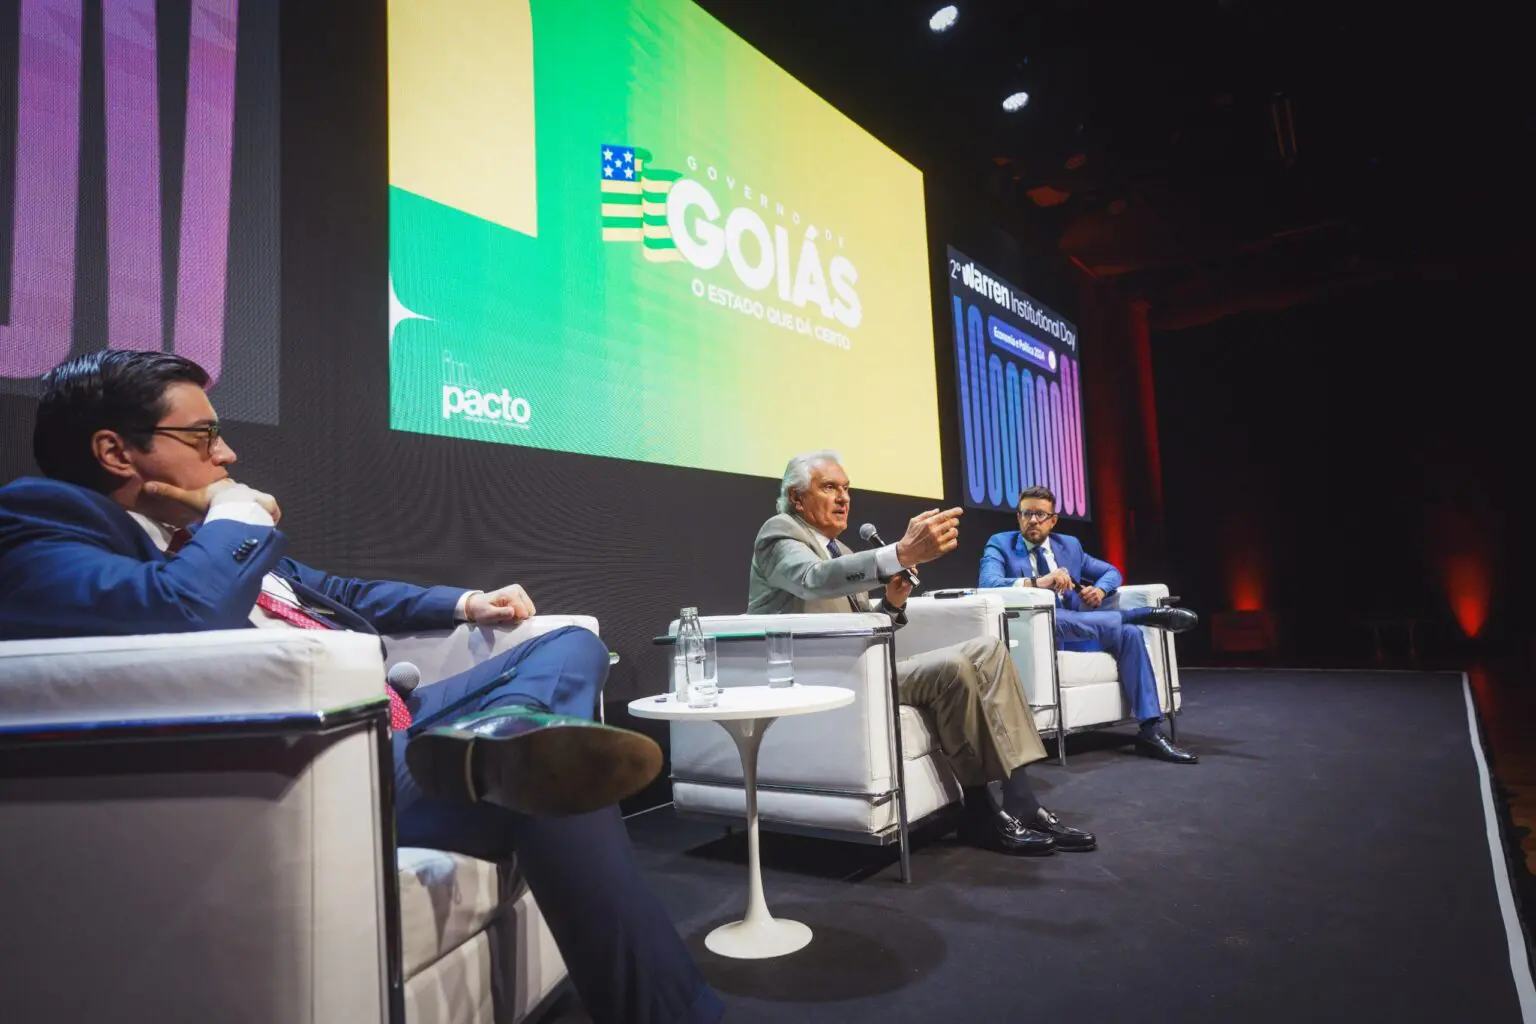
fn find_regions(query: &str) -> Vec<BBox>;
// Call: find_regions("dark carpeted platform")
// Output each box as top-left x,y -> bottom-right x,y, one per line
625,670 -> 1533,1023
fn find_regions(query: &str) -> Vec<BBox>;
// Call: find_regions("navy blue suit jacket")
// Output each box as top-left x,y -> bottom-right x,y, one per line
0,477 -> 463,642
978,530 -> 1123,613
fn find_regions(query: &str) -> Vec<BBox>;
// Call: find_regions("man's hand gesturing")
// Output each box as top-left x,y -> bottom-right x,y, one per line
894,507 -> 964,567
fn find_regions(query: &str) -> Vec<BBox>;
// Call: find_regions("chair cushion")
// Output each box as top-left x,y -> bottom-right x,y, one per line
404,931 -> 495,1024
1062,681 -> 1128,731
897,704 -> 939,760
1058,650 -> 1119,686
397,848 -> 504,980
674,750 -> 962,835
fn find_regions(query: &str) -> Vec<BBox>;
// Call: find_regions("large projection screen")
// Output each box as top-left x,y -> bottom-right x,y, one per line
947,246 -> 1089,517
388,0 -> 943,498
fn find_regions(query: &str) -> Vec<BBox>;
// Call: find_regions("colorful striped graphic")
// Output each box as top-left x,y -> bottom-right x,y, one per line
950,248 -> 1088,517
1,0 -> 277,422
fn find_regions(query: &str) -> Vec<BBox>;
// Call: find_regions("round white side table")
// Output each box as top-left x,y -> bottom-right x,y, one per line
628,684 -> 854,959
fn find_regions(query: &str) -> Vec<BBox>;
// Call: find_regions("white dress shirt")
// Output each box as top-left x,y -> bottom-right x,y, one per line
129,501 -> 473,627
1018,537 -> 1059,582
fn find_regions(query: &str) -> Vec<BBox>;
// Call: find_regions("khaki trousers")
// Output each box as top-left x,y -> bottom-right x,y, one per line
896,635 -> 1046,786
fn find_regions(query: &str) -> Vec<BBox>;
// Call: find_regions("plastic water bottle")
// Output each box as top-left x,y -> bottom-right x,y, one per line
678,606 -> 718,709
675,607 -> 698,704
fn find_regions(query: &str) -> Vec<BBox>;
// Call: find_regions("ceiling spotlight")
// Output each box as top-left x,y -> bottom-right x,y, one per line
929,5 -> 959,32
1002,91 -> 1030,112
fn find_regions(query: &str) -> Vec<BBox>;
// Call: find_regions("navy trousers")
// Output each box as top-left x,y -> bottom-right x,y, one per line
393,626 -> 722,1024
1054,609 -> 1163,722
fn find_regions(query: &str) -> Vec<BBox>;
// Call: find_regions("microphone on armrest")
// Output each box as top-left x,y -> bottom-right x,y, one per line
858,522 -> 920,587
386,661 -> 422,695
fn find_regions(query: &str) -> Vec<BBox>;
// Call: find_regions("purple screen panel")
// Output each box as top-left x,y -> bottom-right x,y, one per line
0,0 -> 279,423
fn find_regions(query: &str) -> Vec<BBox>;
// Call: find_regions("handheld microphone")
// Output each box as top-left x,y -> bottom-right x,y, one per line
386,661 -> 422,695
858,523 -> 920,587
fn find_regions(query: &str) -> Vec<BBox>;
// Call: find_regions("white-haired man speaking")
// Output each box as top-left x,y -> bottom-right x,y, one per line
747,451 -> 1094,856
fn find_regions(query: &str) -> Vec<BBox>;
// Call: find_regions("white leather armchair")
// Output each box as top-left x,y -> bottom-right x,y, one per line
665,598 -> 1008,882
970,583 -> 1183,763
0,615 -> 597,1024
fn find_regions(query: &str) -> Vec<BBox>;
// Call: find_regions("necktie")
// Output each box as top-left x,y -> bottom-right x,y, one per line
1030,543 -> 1050,578
1031,544 -> 1059,605
166,528 -> 192,555
827,539 -> 842,557
256,592 -> 413,730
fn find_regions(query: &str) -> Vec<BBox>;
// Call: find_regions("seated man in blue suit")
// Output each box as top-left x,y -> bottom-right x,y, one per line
979,485 -> 1200,764
0,350 -> 722,1024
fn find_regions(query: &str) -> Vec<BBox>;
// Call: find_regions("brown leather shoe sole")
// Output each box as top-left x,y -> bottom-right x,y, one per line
407,722 -> 663,817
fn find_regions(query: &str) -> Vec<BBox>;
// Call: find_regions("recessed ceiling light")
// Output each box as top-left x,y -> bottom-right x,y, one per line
1002,91 -> 1030,112
929,6 -> 959,32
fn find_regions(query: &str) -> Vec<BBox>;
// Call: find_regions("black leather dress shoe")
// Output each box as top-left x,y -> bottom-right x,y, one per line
406,707 -> 663,816
1028,807 -> 1097,851
1136,607 -> 1200,633
959,805 -> 1057,856
1134,732 -> 1200,764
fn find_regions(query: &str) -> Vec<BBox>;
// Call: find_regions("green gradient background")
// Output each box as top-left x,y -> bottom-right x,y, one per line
389,0 -> 943,497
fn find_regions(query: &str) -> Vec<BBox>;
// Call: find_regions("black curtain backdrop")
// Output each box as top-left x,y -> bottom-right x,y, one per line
0,0 -> 1132,811
1153,271 -> 1529,668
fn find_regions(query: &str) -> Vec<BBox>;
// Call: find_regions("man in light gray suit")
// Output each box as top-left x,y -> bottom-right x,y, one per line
748,450 -> 1095,855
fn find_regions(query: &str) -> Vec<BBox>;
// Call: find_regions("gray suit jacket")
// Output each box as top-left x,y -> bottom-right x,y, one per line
747,513 -> 906,624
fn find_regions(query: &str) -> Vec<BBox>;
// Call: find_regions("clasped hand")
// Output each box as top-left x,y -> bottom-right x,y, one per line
465,585 -> 536,625
144,477 -> 282,525
1034,567 -> 1075,594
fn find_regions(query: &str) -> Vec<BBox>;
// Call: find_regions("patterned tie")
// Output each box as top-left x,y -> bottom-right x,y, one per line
256,592 -> 413,730
827,539 -> 842,557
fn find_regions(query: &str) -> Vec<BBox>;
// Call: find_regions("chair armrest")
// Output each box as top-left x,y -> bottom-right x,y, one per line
1112,584 -> 1180,713
664,612 -> 900,794
976,586 -> 1059,708
383,615 -> 600,687
1116,583 -> 1170,610
897,594 -> 1007,658
979,585 -> 1056,608
0,630 -> 385,727
666,611 -> 891,638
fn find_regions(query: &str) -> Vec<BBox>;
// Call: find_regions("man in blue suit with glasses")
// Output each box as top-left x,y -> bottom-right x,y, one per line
0,349 -> 722,1024
979,485 -> 1200,763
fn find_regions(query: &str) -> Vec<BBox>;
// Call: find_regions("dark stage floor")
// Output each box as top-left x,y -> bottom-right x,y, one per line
608,670 -> 1534,1023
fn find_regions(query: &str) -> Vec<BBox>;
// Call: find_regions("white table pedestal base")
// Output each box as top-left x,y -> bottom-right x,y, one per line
627,685 -> 856,961
705,916 -> 811,959
709,715 -> 811,960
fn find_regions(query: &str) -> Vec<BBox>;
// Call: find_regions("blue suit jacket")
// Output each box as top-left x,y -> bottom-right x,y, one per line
978,530 -> 1123,613
0,477 -> 463,642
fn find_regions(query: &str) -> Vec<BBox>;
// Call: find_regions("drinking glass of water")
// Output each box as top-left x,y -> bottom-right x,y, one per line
765,631 -> 794,688
685,635 -> 719,708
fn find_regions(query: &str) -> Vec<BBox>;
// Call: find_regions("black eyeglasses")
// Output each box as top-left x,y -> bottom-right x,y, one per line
150,423 -> 223,451
1018,510 -> 1057,522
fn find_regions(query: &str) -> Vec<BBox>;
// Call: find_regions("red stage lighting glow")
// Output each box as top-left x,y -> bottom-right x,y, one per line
1092,454 -> 1128,573
1444,555 -> 1491,638
1230,562 -> 1266,612
1128,300 -> 1164,514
